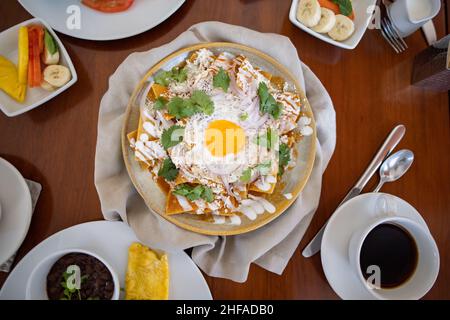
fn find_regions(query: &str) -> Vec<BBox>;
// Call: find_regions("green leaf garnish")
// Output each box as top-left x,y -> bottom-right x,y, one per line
278,143 -> 291,176
161,125 -> 184,150
189,90 -> 214,115
258,82 -> 281,119
332,0 -> 353,17
167,90 -> 214,119
240,168 -> 252,183
173,184 -> 214,203
213,68 -> 230,92
154,66 -> 187,86
256,161 -> 272,175
239,112 -> 248,121
154,96 -> 168,110
158,158 -> 179,181
256,128 -> 279,150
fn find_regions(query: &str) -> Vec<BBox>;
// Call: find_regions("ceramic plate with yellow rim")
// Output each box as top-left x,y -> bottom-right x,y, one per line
122,42 -> 316,235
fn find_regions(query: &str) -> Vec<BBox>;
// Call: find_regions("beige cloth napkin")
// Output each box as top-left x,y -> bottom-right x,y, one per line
95,22 -> 336,282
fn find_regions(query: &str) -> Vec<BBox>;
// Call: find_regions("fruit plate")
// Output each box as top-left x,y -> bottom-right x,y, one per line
18,0 -> 186,41
289,0 -> 378,50
0,18 -> 77,117
121,42 -> 316,236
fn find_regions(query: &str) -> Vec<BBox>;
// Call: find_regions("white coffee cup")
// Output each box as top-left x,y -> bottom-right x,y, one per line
387,0 -> 441,38
349,215 -> 440,300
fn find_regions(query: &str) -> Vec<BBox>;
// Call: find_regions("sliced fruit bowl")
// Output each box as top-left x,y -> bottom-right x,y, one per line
289,0 -> 378,50
0,18 -> 77,117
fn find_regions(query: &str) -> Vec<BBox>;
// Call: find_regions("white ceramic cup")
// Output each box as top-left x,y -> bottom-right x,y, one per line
26,248 -> 120,300
349,215 -> 440,300
387,0 -> 441,37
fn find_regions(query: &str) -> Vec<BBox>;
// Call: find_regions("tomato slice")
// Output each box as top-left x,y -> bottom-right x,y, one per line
81,0 -> 134,13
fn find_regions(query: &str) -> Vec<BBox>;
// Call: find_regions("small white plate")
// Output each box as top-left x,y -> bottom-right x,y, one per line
0,18 -> 78,117
18,0 -> 186,41
0,157 -> 32,265
289,0 -> 377,49
321,193 -> 429,300
0,221 -> 212,300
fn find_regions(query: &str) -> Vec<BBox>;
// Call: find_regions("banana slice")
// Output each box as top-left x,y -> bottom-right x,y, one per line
296,0 -> 321,28
43,65 -> 71,88
328,14 -> 355,41
41,80 -> 56,91
312,8 -> 336,34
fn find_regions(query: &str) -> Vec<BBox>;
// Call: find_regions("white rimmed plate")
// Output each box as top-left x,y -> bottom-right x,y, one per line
289,0 -> 378,49
0,18 -> 78,117
321,193 -> 431,300
0,157 -> 32,265
0,221 -> 212,300
18,0 -> 186,41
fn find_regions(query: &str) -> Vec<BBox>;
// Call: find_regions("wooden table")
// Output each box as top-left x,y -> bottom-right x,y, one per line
1,0 -> 449,299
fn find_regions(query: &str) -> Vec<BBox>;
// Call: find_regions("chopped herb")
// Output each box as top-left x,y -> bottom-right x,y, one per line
278,143 -> 291,176
239,112 -> 248,121
256,161 -> 272,175
154,96 -> 168,110
161,125 -> 184,150
167,97 -> 196,119
167,90 -> 214,119
173,184 -> 214,203
258,82 -> 281,119
240,168 -> 252,183
332,0 -> 353,17
158,158 -> 179,181
213,68 -> 230,92
154,66 -> 187,86
256,128 -> 279,150
189,90 -> 214,115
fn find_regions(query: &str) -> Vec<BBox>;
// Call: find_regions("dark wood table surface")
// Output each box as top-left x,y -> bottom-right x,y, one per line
1,0 -> 449,299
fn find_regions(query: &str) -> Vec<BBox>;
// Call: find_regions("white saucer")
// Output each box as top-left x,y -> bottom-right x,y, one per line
0,158 -> 32,265
321,193 -> 429,300
18,0 -> 185,41
0,221 -> 212,300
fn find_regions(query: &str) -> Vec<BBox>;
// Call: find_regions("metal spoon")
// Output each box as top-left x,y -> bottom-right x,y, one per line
374,149 -> 414,192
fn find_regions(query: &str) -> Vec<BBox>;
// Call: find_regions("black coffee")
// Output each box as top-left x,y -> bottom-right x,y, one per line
360,223 -> 418,288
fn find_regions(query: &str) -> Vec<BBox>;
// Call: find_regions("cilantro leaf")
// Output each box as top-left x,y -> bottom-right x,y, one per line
158,158 -> 179,181
154,66 -> 187,86
258,82 -> 281,119
167,91 -> 214,119
172,184 -> 214,203
256,161 -> 272,175
190,90 -> 214,115
332,0 -> 353,17
161,125 -> 184,150
278,143 -> 291,176
240,168 -> 252,183
213,68 -> 230,92
154,96 -> 168,110
256,128 -> 279,150
202,186 -> 214,203
239,112 -> 248,121
167,97 -> 195,119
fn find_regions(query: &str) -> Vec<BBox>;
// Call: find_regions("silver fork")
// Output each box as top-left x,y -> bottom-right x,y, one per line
380,17 -> 408,53
380,1 -> 408,53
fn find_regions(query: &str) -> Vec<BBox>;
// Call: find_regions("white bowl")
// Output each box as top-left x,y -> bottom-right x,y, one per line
25,249 -> 120,300
289,0 -> 378,49
0,18 -> 77,117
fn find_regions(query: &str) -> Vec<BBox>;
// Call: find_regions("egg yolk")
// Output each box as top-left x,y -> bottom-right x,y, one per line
205,120 -> 245,157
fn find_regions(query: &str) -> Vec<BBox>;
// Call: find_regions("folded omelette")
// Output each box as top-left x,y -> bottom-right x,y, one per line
125,242 -> 169,300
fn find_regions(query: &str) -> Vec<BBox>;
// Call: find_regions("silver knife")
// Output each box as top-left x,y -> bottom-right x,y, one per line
302,124 -> 406,258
